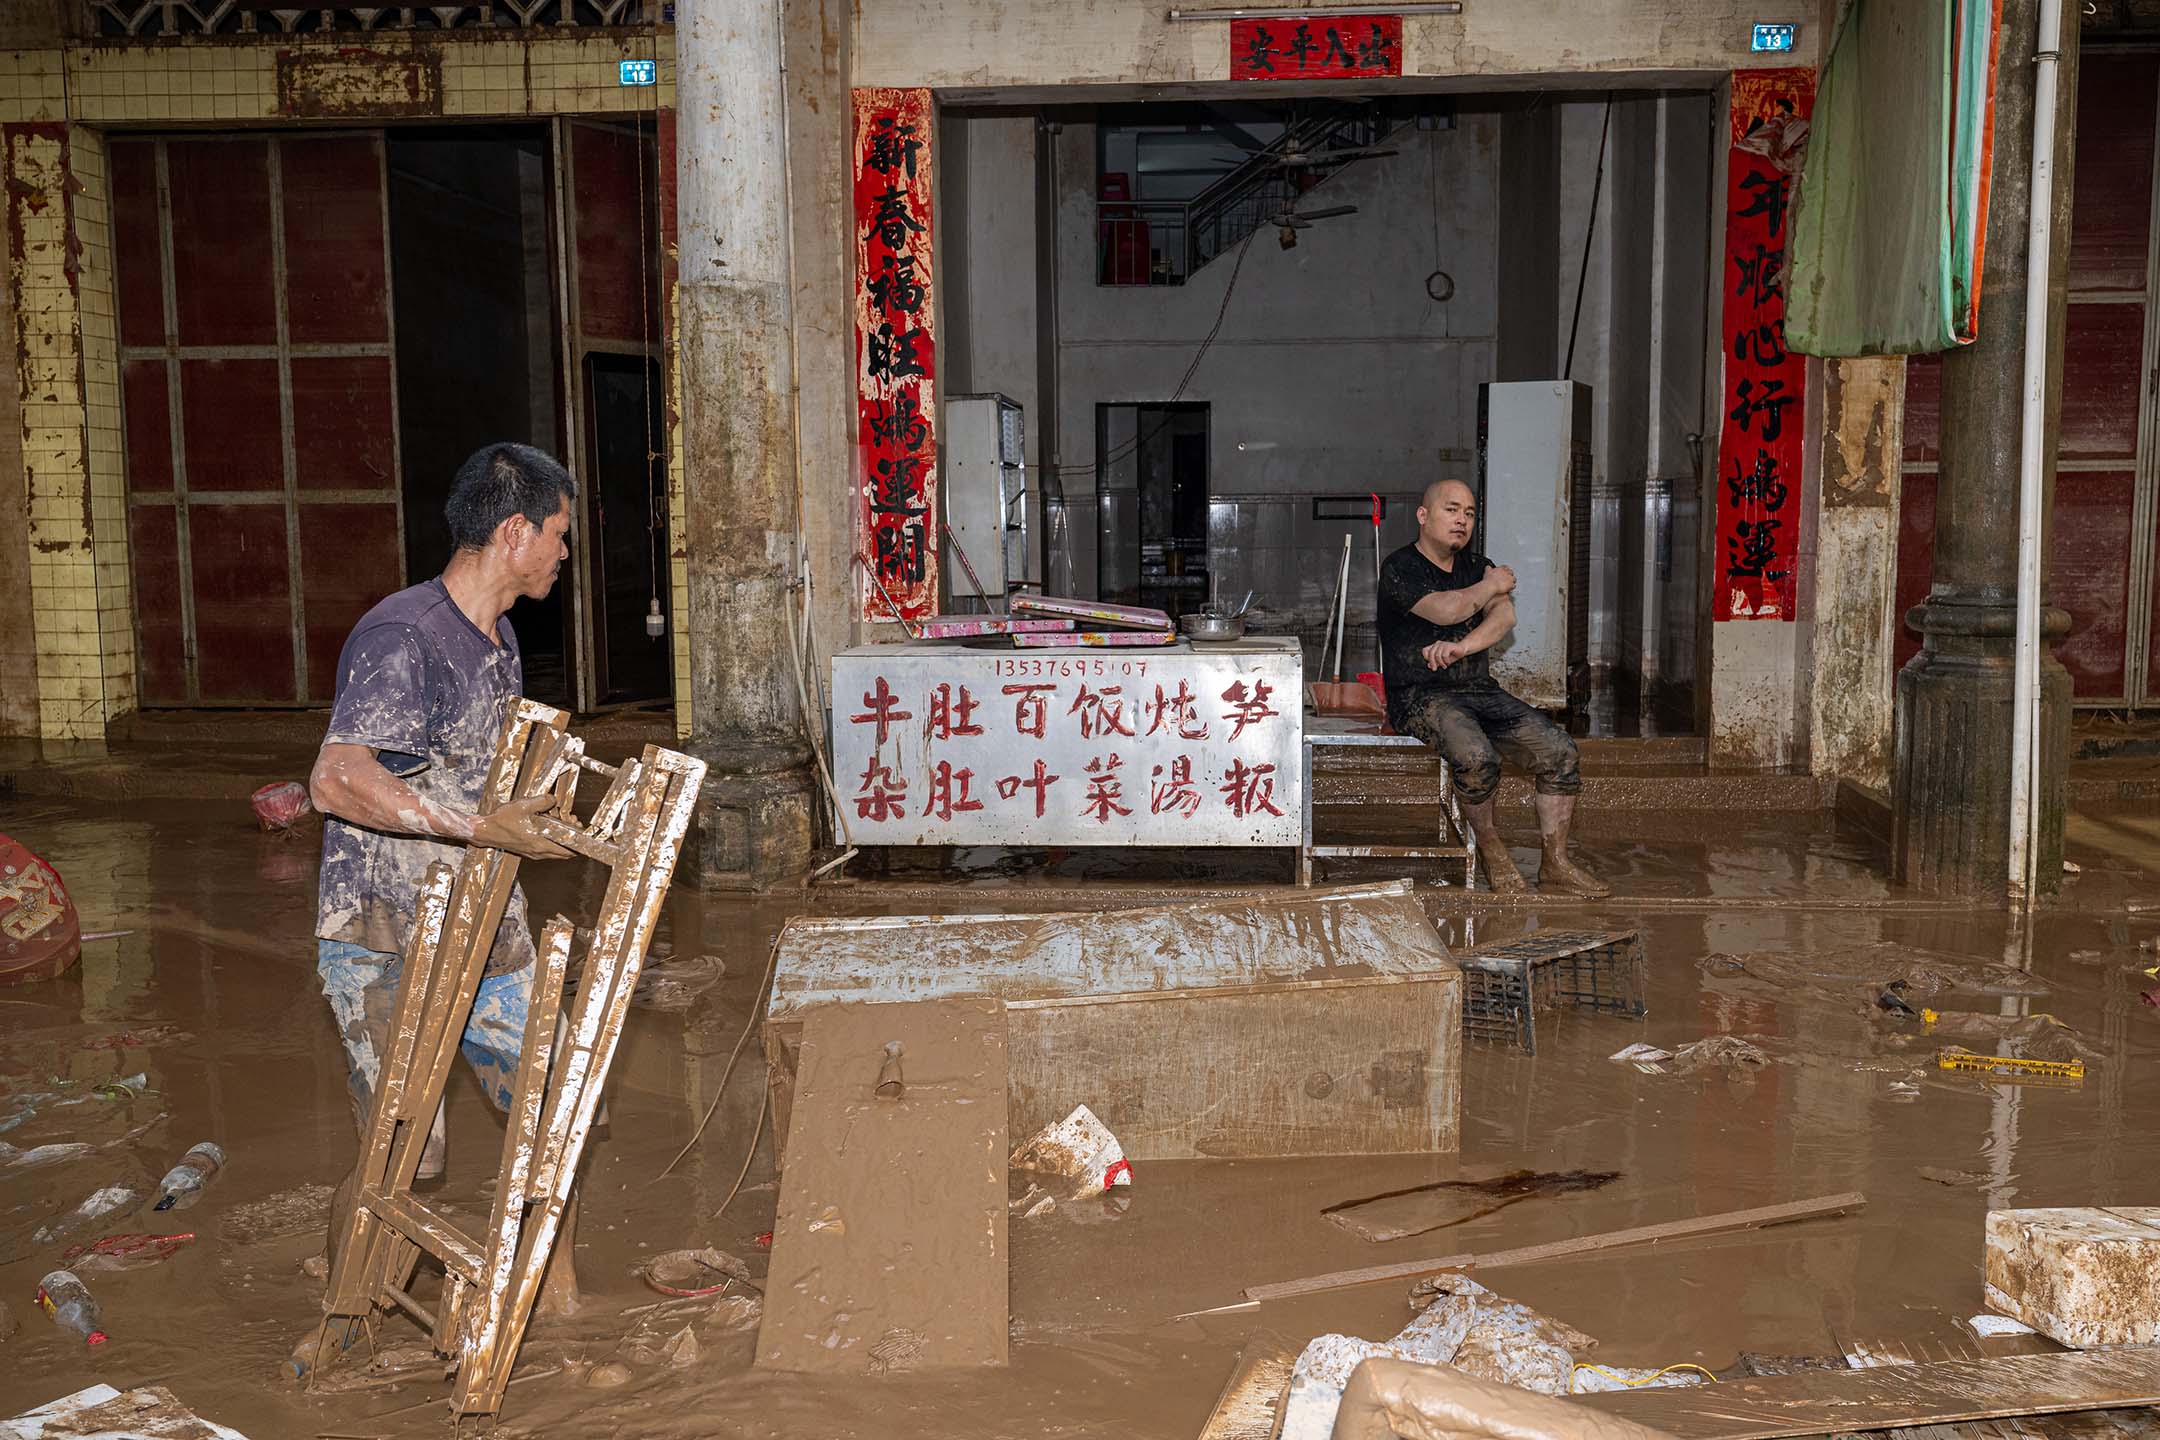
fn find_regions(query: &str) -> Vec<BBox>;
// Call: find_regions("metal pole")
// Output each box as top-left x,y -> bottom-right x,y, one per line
1331,533 -> 1352,682
2009,0 -> 2064,907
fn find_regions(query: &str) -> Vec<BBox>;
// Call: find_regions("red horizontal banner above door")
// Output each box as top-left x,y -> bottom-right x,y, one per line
1230,14 -> 1404,80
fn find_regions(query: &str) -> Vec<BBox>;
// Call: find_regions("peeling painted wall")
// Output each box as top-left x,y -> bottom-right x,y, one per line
0,159 -> 35,736
1804,354 -> 1904,788
5,121 -> 132,742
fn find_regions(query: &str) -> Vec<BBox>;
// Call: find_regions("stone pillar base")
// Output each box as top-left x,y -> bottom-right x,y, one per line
692,760 -> 817,891
1891,635 -> 2071,898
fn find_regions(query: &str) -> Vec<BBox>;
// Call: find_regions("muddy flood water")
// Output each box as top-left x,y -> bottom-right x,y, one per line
4,795 -> 2159,1438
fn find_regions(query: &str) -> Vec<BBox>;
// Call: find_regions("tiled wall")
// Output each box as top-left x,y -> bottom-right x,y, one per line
5,123 -> 134,741
0,30 -> 688,740
31,34 -> 679,125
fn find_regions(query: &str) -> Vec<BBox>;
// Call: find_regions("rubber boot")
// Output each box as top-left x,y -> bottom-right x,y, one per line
534,1192 -> 583,1321
1534,793 -> 1610,898
1460,796 -> 1527,893
414,1102 -> 448,1189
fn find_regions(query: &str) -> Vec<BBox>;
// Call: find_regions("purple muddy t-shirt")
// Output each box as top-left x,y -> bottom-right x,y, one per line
315,578 -> 535,977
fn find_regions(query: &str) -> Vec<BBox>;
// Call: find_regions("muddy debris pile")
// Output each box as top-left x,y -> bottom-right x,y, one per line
1700,943 -> 2052,1010
1277,1274 -> 1700,1439
0,1021 -> 201,1358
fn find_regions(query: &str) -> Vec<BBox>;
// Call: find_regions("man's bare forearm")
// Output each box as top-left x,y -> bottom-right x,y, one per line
309,743 -> 474,841
1410,576 -> 1492,626
1455,597 -> 1516,657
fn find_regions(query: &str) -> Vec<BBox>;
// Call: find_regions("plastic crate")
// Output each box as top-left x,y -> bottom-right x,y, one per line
1458,930 -> 1647,1055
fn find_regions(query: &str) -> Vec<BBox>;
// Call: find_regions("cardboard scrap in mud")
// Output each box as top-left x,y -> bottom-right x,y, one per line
1323,1168 -> 1621,1244
758,998 -> 1009,1376
2,1385 -> 249,1439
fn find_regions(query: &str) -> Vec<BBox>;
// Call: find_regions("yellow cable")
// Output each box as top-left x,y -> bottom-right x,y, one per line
1569,1362 -> 1721,1393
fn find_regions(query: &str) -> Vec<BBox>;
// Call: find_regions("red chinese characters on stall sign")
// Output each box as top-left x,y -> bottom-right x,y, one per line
1230,14 -> 1403,81
852,87 -> 939,622
843,673 -> 1289,827
1715,69 -> 1815,622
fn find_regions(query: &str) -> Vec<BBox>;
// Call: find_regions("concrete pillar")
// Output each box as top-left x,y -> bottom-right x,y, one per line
1805,356 -> 1905,790
1891,0 -> 2076,896
675,0 -> 816,887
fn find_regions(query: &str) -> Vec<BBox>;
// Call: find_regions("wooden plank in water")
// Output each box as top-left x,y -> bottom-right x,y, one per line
1571,1350 -> 2160,1440
1006,971 -> 1461,1160
756,998 -> 1009,1375
1244,1192 -> 1866,1304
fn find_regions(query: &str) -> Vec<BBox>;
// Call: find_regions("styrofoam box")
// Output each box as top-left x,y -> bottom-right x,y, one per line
1984,1207 -> 2160,1349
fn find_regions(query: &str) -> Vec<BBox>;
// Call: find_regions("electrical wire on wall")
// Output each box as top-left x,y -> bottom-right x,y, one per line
1047,223 -> 1262,485
769,0 -> 854,866
631,21 -> 666,648
1564,93 -> 1615,382
1425,119 -> 1454,319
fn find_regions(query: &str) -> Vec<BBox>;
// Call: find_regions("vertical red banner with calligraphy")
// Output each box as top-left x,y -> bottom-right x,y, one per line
1715,69 -> 1815,622
853,87 -> 939,623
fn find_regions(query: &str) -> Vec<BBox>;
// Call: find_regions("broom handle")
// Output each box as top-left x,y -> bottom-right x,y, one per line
1332,535 -> 1352,683
1370,494 -> 1385,680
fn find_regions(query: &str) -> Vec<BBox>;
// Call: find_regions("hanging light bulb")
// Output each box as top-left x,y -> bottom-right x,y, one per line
646,597 -> 665,639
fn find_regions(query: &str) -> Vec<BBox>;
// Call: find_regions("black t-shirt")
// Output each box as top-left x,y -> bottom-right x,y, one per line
1376,543 -> 1493,721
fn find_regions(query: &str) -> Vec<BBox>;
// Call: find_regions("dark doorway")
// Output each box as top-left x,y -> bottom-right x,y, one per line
560,118 -> 669,709
386,126 -> 567,704
1095,402 -> 1210,616
583,353 -> 668,703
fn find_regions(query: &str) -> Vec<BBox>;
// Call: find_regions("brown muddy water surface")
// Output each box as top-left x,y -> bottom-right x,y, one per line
3,796 -> 2160,1438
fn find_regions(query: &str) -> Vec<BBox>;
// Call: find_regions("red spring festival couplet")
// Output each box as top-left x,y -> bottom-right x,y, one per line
1228,14 -> 1405,81
1715,69 -> 1815,621
853,87 -> 940,623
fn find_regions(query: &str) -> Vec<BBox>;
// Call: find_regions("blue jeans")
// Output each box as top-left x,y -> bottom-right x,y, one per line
316,940 -> 531,1123
1395,680 -> 1584,805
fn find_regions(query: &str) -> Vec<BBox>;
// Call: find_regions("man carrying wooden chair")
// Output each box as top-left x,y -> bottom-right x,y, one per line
1376,478 -> 1610,898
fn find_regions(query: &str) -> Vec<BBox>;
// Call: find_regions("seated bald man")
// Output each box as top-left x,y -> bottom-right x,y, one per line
1375,478 -> 1609,896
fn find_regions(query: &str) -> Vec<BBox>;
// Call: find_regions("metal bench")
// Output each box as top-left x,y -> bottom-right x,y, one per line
1299,713 -> 1478,888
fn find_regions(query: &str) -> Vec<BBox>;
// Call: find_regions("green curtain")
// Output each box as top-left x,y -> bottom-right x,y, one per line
1788,0 -> 1999,355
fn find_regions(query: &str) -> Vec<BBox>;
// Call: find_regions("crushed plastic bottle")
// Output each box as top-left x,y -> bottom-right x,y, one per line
35,1270 -> 107,1346
152,1141 -> 226,1212
33,1181 -> 143,1246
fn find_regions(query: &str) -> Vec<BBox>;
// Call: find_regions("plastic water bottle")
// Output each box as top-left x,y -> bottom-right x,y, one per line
35,1270 -> 107,1346
33,1182 -> 142,1245
152,1142 -> 225,1212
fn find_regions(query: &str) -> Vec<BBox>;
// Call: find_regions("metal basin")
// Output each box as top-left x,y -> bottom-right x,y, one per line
1178,612 -> 1247,642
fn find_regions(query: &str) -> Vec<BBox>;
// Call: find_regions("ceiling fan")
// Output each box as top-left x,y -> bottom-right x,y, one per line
1270,203 -> 1358,249
1271,143 -> 1399,169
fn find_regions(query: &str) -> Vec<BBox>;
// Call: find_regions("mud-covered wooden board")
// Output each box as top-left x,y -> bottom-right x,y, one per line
764,881 -> 1452,1018
756,998 -> 1009,1374
1006,971 -> 1461,1159
1571,1349 -> 2160,1439
1198,1334 -> 1297,1440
